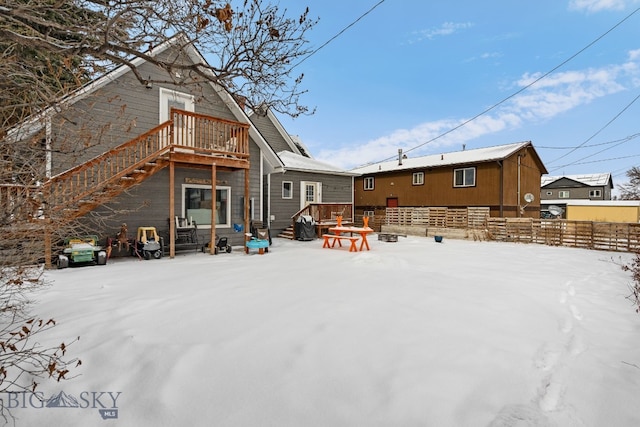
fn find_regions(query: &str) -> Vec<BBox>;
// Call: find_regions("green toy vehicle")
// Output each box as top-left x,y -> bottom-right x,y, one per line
57,235 -> 107,269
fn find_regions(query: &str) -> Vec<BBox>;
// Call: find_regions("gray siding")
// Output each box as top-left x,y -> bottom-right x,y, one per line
87,163 -> 254,247
50,47 -> 237,175
249,113 -> 293,155
267,170 -> 352,235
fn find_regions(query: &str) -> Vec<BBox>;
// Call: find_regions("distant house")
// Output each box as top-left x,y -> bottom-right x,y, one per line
351,141 -> 548,218
540,173 -> 613,201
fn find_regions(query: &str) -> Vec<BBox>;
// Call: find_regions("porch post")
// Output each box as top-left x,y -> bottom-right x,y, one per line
244,168 -> 250,249
210,163 -> 217,255
44,219 -> 52,269
169,161 -> 175,258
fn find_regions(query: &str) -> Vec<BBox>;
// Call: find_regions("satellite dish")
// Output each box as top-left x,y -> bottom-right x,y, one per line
524,193 -> 534,203
548,205 -> 563,216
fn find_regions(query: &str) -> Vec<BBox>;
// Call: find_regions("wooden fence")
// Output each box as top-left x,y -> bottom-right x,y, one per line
385,207 -> 490,229
487,218 -> 640,252
383,207 -> 640,252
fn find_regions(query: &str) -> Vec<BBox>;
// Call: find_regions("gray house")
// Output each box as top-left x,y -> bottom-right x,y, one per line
248,108 -> 356,238
7,34 -> 351,262
541,173 -> 613,201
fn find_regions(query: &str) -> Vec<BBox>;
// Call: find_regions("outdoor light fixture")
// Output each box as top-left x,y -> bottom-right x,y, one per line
145,77 -> 153,89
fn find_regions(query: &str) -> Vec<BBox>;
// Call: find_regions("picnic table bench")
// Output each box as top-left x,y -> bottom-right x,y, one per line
322,234 -> 360,252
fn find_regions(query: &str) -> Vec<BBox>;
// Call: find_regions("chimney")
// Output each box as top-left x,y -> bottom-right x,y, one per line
398,149 -> 403,166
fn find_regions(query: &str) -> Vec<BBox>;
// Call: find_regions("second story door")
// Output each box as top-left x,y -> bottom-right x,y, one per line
160,88 -> 194,147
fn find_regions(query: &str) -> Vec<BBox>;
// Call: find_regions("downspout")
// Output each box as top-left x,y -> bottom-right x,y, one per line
267,173 -> 272,229
498,160 -> 504,217
517,155 -> 522,217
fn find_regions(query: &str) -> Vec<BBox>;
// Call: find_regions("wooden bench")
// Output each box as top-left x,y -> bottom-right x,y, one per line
322,234 -> 360,252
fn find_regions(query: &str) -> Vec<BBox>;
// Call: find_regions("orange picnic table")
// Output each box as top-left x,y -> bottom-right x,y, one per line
326,226 -> 374,251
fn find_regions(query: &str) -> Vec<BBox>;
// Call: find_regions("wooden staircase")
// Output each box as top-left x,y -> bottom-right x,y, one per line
277,225 -> 295,240
43,108 -> 250,221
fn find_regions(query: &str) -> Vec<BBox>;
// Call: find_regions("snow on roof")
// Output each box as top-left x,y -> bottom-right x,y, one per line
541,173 -> 612,187
278,151 -> 355,175
350,141 -> 531,174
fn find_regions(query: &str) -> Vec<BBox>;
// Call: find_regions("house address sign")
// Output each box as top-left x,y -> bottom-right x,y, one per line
184,177 -> 228,185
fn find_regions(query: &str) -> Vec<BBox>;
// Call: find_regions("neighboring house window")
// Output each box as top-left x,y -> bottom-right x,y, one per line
282,181 -> 293,199
363,210 -> 375,217
546,191 -> 553,196
413,172 -> 424,185
364,177 -> 374,190
182,184 -> 231,228
558,191 -> 570,199
453,167 -> 476,187
589,189 -> 601,198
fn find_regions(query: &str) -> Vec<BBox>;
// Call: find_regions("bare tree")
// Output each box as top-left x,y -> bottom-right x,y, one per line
1,0 -> 317,120
0,0 -> 317,412
618,166 -> 640,200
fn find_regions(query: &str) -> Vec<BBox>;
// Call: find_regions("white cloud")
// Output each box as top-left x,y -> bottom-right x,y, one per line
629,48 -> 640,61
317,59 -> 640,170
409,22 -> 473,44
568,0 -> 629,12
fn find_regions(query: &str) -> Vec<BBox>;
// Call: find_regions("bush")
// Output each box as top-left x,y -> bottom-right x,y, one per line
622,252 -> 640,313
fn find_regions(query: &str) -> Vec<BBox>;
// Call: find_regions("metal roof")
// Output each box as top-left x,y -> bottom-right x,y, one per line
350,141 -> 532,174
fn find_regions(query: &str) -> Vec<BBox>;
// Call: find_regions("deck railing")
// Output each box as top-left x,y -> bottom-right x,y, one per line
43,109 -> 250,214
292,203 -> 354,224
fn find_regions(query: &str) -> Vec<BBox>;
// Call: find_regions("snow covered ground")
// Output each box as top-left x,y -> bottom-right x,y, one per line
8,235 -> 640,426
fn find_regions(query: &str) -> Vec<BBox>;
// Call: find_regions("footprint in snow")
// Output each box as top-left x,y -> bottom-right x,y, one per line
486,404 -> 554,427
569,304 -> 583,321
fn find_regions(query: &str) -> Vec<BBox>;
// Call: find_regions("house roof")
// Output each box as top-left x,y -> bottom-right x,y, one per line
6,33 -> 284,170
541,173 -> 612,188
278,151 -> 356,176
350,141 -> 538,175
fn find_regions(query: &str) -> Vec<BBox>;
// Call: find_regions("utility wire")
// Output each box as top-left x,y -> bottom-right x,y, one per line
373,6 -> 640,164
546,91 -> 640,167
291,0 -> 387,70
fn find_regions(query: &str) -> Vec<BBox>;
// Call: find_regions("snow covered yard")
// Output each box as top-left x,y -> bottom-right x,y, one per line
10,236 -> 640,426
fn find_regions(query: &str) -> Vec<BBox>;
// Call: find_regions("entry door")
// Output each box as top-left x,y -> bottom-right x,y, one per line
300,181 -> 322,208
387,197 -> 399,208
159,88 -> 194,146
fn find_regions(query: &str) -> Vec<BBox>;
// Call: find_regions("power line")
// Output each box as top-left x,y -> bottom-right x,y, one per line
546,91 -> 640,166
374,6 -> 640,164
291,0 -> 387,70
537,132 -> 640,149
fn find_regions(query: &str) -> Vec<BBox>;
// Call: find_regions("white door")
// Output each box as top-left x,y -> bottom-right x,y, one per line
159,88 -> 194,146
300,181 -> 322,209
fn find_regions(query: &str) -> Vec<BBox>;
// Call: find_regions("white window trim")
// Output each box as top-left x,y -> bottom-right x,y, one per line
364,177 -> 374,190
558,191 -> 570,199
282,181 -> 293,199
453,167 -> 476,187
589,189 -> 601,197
181,183 -> 231,229
413,172 -> 424,185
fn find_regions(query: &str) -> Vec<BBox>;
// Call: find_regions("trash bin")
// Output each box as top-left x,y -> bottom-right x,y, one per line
295,215 -> 316,241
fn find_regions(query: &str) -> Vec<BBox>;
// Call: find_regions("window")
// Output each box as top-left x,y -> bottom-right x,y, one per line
364,177 -> 374,190
182,184 -> 231,228
453,167 -> 476,187
589,189 -> 601,198
282,181 -> 293,199
412,172 -> 424,185
558,191 -> 570,199
546,191 -> 553,196
363,210 -> 375,217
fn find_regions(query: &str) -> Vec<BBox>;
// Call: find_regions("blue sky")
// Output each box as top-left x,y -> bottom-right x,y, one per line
275,0 -> 640,188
